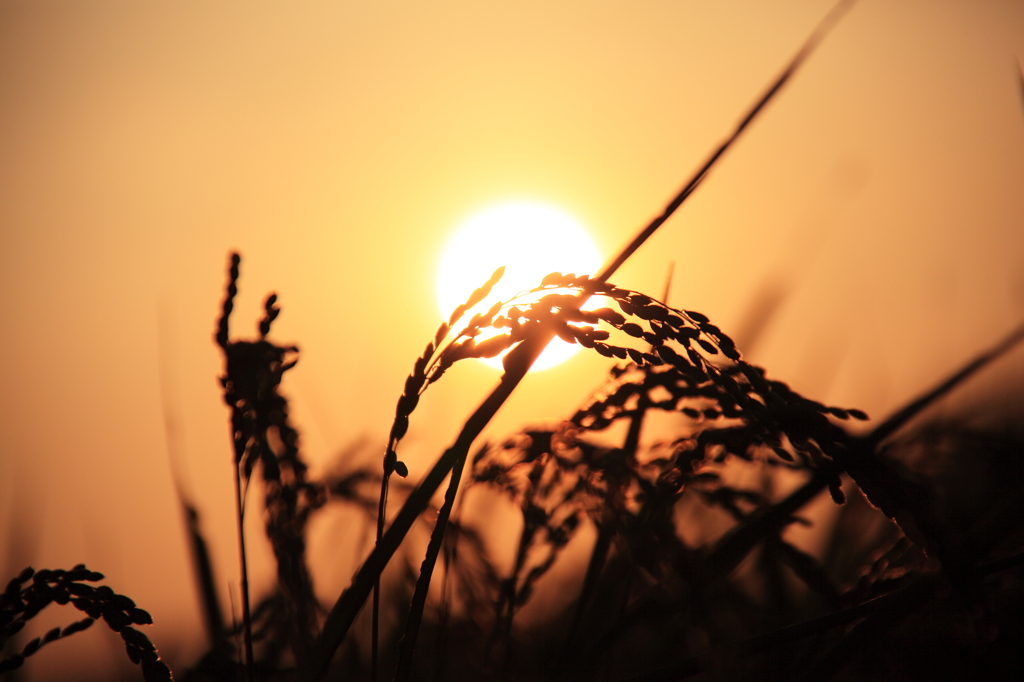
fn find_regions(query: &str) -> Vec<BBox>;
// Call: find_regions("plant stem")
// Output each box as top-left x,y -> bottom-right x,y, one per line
303,333 -> 550,682
559,522 -> 612,665
233,465 -> 254,682
432,487 -> 464,682
594,0 -> 855,283
393,446 -> 469,682
706,467 -> 835,579
372,470 -> 390,682
865,323 -> 1024,449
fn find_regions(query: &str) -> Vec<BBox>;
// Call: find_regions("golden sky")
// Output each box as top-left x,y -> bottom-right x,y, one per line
2,1 -> 1023,677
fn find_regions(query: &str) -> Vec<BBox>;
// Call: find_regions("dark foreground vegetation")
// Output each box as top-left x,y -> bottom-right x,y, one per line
4,3 -> 1024,680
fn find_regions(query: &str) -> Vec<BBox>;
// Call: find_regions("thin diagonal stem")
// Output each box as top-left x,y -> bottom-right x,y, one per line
865,323 -> 1024,449
595,0 -> 856,282
706,467 -> 834,578
233,465 -> 254,682
303,335 -> 547,682
393,448 -> 469,682
372,473 -> 388,682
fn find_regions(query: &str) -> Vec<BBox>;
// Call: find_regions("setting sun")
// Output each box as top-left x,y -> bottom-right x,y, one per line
436,202 -> 602,371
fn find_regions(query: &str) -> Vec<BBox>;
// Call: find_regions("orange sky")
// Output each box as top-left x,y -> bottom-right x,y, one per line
2,1 -> 1024,678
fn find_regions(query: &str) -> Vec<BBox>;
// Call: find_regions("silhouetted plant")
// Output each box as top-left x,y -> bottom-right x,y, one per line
215,254 -> 329,678
181,5 -> 1022,680
19,1 -> 1024,679
0,566 -> 172,681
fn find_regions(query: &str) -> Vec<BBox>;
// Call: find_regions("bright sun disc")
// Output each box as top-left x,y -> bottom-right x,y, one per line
436,202 -> 603,371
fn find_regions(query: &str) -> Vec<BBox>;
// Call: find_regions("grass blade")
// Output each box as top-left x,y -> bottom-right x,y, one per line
595,0 -> 857,282
392,444 -> 474,682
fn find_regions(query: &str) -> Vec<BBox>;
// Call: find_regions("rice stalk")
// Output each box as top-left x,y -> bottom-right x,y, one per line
216,254 -> 325,676
0,566 -> 172,681
372,266 -> 506,681
304,5 -> 857,677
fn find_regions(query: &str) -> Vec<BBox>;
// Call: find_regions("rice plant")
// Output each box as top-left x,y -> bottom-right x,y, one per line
0,567 -> 172,681
4,2 -> 1024,681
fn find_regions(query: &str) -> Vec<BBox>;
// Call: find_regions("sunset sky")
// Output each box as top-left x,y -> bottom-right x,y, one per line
2,1 -> 1024,678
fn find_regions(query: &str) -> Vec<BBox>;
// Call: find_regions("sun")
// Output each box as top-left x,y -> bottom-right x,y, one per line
436,202 -> 603,371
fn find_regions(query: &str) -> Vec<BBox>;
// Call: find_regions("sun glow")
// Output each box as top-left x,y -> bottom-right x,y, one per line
436,202 -> 603,371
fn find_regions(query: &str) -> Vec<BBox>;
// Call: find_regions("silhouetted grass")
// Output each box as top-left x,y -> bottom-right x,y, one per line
188,248 -> 1024,682
6,1 -> 1024,680
0,567 -> 172,681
